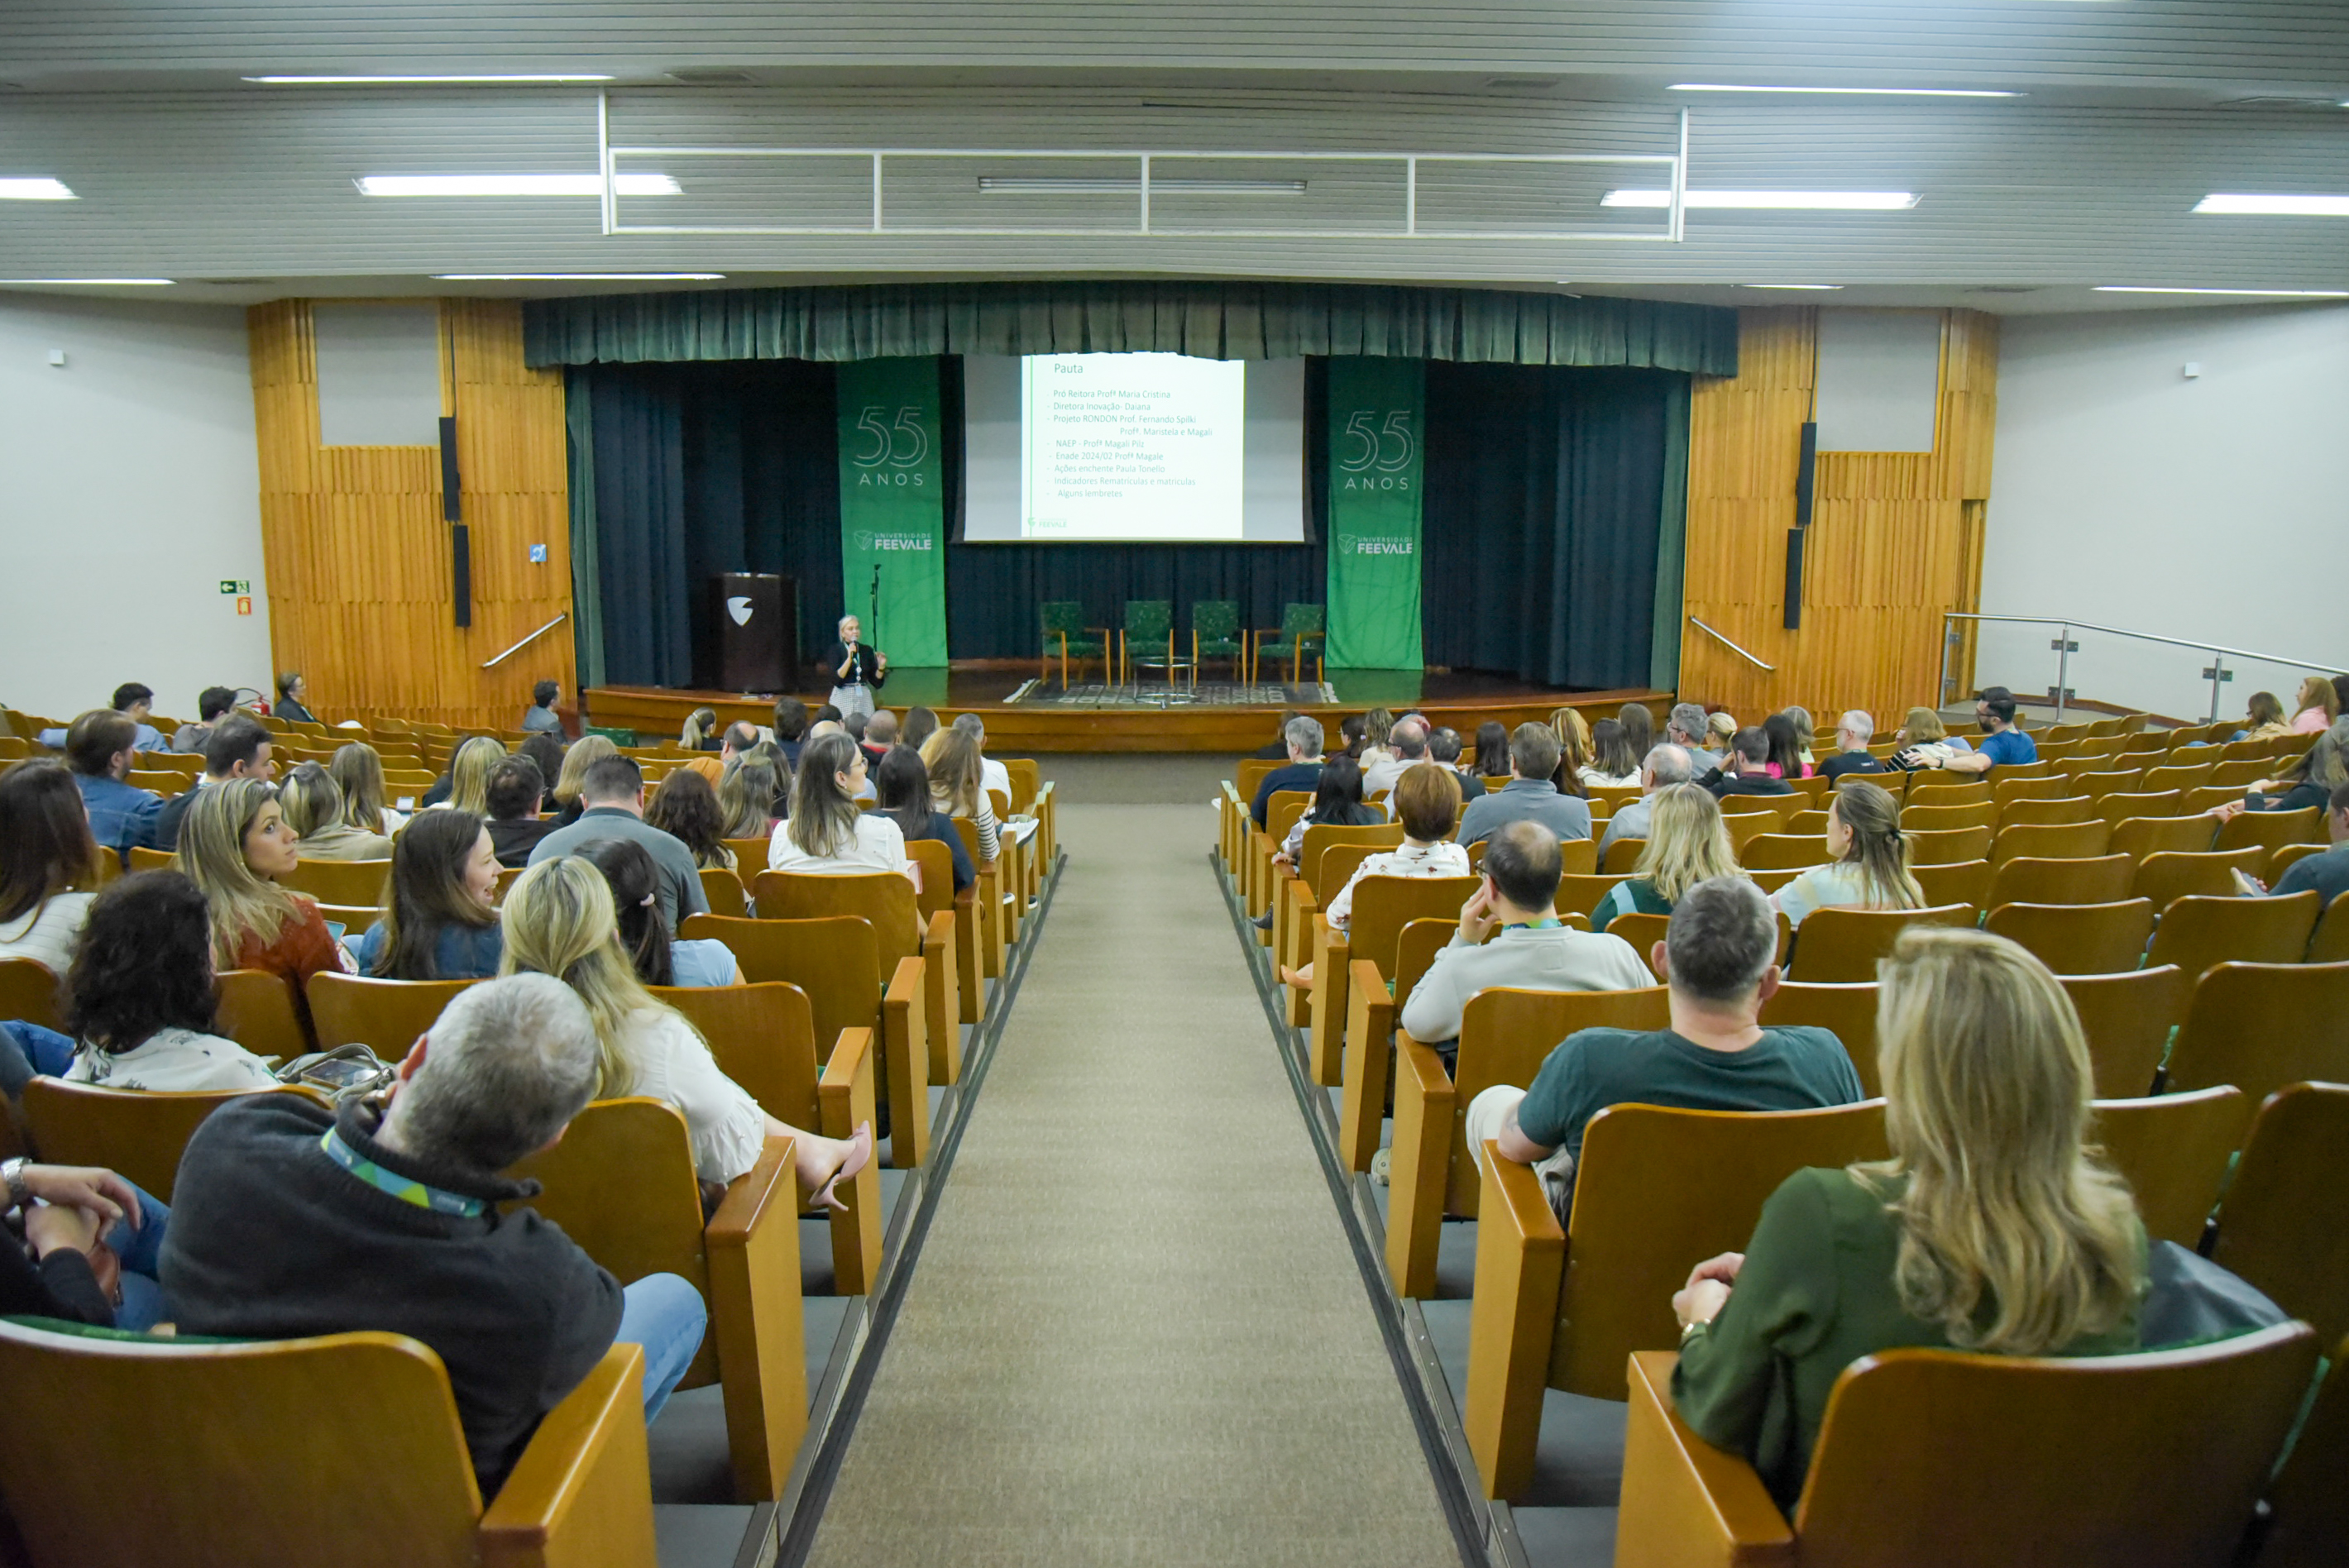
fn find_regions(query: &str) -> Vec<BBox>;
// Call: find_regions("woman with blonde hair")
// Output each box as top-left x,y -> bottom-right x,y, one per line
1359,708 -> 1397,768
278,762 -> 391,861
328,741 -> 403,836
2236,691 -> 2289,743
176,777 -> 353,988
1705,710 -> 1737,757
680,706 -> 721,749
1670,926 -> 2143,1507
920,724 -> 999,867
1771,779 -> 1924,930
715,755 -> 781,841
433,736 -> 506,818
1780,705 -> 1818,768
499,857 -> 867,1198
1592,782 -> 1743,928
550,733 -> 620,827
2289,674 -> 2340,734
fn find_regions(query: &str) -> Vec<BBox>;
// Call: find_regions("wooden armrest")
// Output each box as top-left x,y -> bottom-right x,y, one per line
480,1342 -> 658,1568
1618,1350 -> 1794,1568
1464,1140 -> 1567,1499
818,1028 -> 883,1294
1384,1032 -> 1456,1298
883,957 -> 930,1168
1338,955 -> 1395,1171
703,1134 -> 810,1503
1285,883 -> 1321,986
1307,915 -> 1352,1086
921,909 -> 960,1086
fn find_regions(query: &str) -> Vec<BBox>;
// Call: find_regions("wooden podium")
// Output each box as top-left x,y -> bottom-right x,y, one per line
712,572 -> 797,693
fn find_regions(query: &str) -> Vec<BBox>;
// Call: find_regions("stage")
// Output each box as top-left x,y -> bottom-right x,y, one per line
583,667 -> 1673,754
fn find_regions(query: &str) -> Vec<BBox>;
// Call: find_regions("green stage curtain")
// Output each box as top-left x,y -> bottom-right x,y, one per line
1419,363 -> 1687,691
526,282 -> 1734,376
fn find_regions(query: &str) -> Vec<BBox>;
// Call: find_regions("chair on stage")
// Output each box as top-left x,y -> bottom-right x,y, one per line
1251,603 -> 1326,687
1117,599 -> 1185,686
1038,600 -> 1108,688
1191,600 -> 1247,685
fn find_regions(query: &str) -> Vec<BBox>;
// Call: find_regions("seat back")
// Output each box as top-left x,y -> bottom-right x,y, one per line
1788,904 -> 1977,982
1390,918 -> 1461,1015
2165,959 -> 2349,1107
0,1319 -> 490,1568
1983,900 -> 2154,975
1600,837 -> 1645,874
306,973 -> 479,1054
722,835 -> 772,869
903,840 -> 956,920
1993,773 -> 2079,808
1997,795 -> 2093,828
1447,985 -> 1671,1213
682,914 -> 882,1064
2216,806 -> 2325,857
1988,853 -> 2136,907
1346,876 -> 1481,979
650,982 -> 820,1129
1790,1324 -> 2319,1568
2091,1087 -> 2252,1247
2057,966 -> 2190,1099
1191,599 -> 1240,641
1738,833 -> 1829,871
2091,791 -> 2183,827
2111,814 -> 2218,861
1552,1100 -> 1888,1398
1236,758 -> 1279,802
2131,847 -> 2266,911
1122,599 -> 1172,642
699,866 -> 748,920
1991,819 -> 2112,867
1905,780 -> 1993,809
1038,600 -> 1087,638
19,1078 -> 292,1202
213,967 -> 313,1061
1600,911 -> 1670,978
1897,801 -> 1997,832
276,858 -> 392,907
2071,769 -> 2147,800
0,954 -> 65,1031
1003,758 -> 1041,815
2260,1341 -> 2349,1568
2139,762 -> 2215,794
2208,1082 -> 2349,1347
1910,858 -> 1993,910
1299,821 -> 1405,881
2145,891 -> 2320,979
2312,893 -> 2349,966
1280,602 -> 1325,638
1265,791 -> 1311,846
1758,982 -> 1883,1097
127,844 -> 175,873
1904,825 -> 1993,865
753,870 -> 921,968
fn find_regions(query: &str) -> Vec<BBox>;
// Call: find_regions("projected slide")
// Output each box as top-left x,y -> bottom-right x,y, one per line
963,353 -> 1305,543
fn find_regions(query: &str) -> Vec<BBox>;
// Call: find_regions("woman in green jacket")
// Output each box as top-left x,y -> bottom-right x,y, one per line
1668,925 -> 2146,1508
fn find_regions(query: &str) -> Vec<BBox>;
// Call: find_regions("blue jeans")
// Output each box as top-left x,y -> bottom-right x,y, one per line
615,1273 -> 707,1424
100,1183 -> 170,1333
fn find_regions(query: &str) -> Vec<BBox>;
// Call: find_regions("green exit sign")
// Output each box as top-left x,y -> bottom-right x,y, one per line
218,579 -> 250,595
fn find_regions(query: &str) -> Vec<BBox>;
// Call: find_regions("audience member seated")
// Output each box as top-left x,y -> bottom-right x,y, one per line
1251,715 -> 1328,830
1597,744 -> 1693,863
1428,727 -> 1485,800
643,767 -> 733,871
1279,763 -> 1470,990
1706,710 -> 1738,760
1471,721 -> 1511,779
500,861 -> 867,1193
811,703 -> 843,727
1762,713 -> 1809,779
1468,876 -> 1866,1225
1706,727 -> 1797,799
953,713 -> 1013,801
1670,926 -> 2145,1508
1358,709 -> 1396,769
769,734 -> 913,881
328,739 -> 404,837
1276,756 -> 1381,871
1,1158 -> 167,1331
1667,702 -> 1723,773
62,871 -> 278,1092
63,710 -> 161,863
1769,780 -> 1922,930
1548,713 -> 1595,796
684,721 -> 763,789
1458,724 -> 1593,847
1580,719 -> 1643,789
422,735 -> 507,812
0,762 -> 99,974
179,778 -> 355,987
514,732 -> 568,810
485,757 -> 558,868
2289,674 -> 2339,735
273,672 -> 316,725
170,686 -> 237,754
1781,705 -> 1818,770
680,705 -> 722,752
2257,780 -> 2349,904
1619,701 -> 1657,762
528,755 -> 709,932
1911,690 -> 2036,775
1594,782 -> 1744,927
162,974 -> 706,1496
1364,716 -> 1433,797
863,710 -> 901,765
1817,710 -> 1889,782
1400,820 -> 1651,1063
922,727 -> 1002,868
548,734 -> 619,827
902,705 -> 940,753
39,684 -> 166,754
843,711 -> 870,746
1889,705 -> 1973,770
772,697 -> 811,769
2214,716 -> 2348,820
279,762 -> 392,861
146,715 -> 275,853
575,838 -> 743,987
354,810 -> 504,981
2233,690 -> 2290,743
716,753 -> 782,839
1251,710 -> 1303,761
875,746 -> 977,895
521,679 -> 565,735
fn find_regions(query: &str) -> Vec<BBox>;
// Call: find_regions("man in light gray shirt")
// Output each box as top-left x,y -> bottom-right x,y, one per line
1400,820 -> 1653,1062
526,754 -> 710,932
1597,743 -> 1693,863
1667,702 -> 1723,774
1456,723 -> 1591,846
1363,715 -> 1431,801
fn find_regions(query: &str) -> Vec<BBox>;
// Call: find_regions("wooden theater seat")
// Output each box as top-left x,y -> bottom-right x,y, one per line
1987,853 -> 2136,908
1990,819 -> 2113,868
212,967 -> 313,1062
1464,1100 -> 1888,1499
2208,1082 -> 2349,1349
276,857 -> 392,908
2256,1330 -> 2349,1568
2111,814 -> 2219,861
0,955 -> 65,1032
1910,858 -> 1993,910
1785,904 -> 1976,982
1615,1324 -> 2318,1568
510,1102 -> 807,1503
1304,873 -> 1479,1090
1997,794 -> 2093,828
699,866 -> 749,920
0,1324 -> 656,1568
907,838 -> 983,1031
305,973 -> 479,1055
1903,825 -> 1993,865
1983,899 -> 2155,975
1758,981 -> 1882,1096
2165,960 -> 2349,1107
2091,1087 -> 2252,1247
756,865 -> 959,1102
2217,806 -> 2326,859
19,1079 -> 299,1202
2131,847 -> 2269,911
2144,892 -> 2320,980
2058,966 -> 2192,1099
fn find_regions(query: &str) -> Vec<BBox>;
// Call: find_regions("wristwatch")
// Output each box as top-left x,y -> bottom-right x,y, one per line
2,1157 -> 28,1213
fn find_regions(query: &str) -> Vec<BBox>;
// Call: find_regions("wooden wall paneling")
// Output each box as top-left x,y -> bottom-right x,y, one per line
249,299 -> 575,730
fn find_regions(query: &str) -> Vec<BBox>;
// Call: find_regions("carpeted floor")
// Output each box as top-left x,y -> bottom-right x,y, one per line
804,804 -> 1461,1567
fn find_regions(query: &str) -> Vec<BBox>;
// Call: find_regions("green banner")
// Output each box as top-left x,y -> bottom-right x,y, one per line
836,356 -> 949,667
1325,356 -> 1425,670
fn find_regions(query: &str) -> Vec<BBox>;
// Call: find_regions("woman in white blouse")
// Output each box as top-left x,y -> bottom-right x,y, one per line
769,732 -> 913,879
0,761 -> 98,977
1770,779 -> 1926,930
62,872 -> 278,1092
500,856 -> 870,1200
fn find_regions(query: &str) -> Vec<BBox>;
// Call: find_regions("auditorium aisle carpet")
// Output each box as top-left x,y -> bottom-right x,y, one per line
805,804 -> 1459,1566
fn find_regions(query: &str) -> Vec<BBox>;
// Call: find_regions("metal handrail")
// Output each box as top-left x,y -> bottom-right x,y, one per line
1687,616 -> 1775,672
481,612 -> 569,670
1940,611 -> 2349,724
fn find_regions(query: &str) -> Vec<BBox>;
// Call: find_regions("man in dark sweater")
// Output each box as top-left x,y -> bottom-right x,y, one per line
1706,727 -> 1797,797
1250,714 -> 1327,828
162,974 -> 706,1499
143,714 -> 276,852
1816,710 -> 1892,784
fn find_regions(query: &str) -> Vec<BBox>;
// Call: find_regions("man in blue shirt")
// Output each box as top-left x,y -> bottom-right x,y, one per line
1249,714 -> 1326,829
38,682 -> 165,754
1907,689 -> 2036,775
64,710 -> 161,863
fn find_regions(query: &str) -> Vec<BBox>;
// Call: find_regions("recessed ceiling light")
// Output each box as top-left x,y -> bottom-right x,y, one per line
2194,193 -> 2349,216
1604,189 -> 1919,211
246,74 -> 615,84
974,175 -> 1306,194
1743,284 -> 1845,289
1669,84 -> 2019,98
433,272 -> 727,280
356,174 -> 680,197
0,178 -> 75,200
2094,285 -> 2349,297
0,278 -> 173,285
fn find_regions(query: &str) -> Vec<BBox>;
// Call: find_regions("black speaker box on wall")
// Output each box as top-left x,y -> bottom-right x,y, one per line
440,415 -> 471,628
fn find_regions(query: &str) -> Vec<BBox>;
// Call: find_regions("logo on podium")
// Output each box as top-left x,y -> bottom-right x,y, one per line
725,595 -> 754,626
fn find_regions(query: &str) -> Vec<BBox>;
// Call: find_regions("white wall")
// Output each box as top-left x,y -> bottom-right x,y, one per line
1978,303 -> 2349,720
0,294 -> 270,727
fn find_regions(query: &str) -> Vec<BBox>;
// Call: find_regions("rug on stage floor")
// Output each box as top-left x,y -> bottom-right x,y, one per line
1006,678 -> 1336,709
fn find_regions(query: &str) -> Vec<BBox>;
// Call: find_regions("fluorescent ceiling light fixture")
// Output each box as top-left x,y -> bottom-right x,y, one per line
1604,189 -> 1919,210
0,178 -> 75,200
246,74 -> 614,84
434,272 -> 726,280
1743,283 -> 1844,289
0,278 -> 173,285
975,175 -> 1305,195
2194,193 -> 2349,216
357,174 -> 679,197
1669,84 -> 2018,98
2095,285 -> 2349,297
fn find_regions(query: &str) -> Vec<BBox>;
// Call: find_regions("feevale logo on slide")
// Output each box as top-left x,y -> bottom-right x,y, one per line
1351,538 -> 1415,555
851,532 -> 937,552
726,596 -> 754,626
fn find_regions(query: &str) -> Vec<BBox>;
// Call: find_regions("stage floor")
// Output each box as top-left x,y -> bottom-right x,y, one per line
585,668 -> 1671,754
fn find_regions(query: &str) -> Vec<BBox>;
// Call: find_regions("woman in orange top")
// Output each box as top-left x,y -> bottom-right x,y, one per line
176,777 -> 354,997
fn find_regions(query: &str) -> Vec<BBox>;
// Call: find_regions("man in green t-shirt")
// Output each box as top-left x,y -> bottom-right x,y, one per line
1466,876 -> 1867,1222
